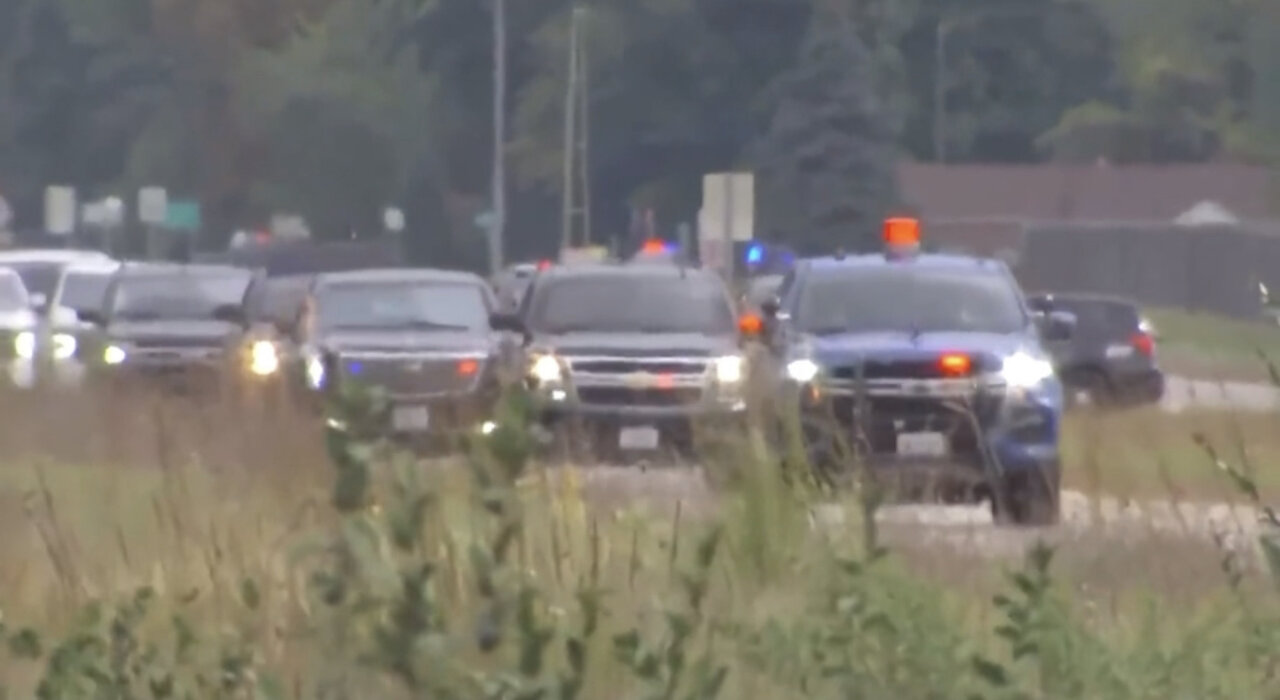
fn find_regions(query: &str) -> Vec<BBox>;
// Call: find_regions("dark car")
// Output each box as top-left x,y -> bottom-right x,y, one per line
77,263 -> 259,393
491,261 -> 751,462
1026,292 -> 1164,408
756,225 -> 1075,526
293,268 -> 513,440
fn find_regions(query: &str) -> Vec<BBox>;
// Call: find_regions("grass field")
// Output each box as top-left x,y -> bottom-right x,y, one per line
1,390 -> 1280,696
1146,307 -> 1280,382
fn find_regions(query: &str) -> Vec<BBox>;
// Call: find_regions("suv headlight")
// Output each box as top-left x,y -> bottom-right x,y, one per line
1000,352 -> 1054,389
785,358 -> 820,382
103,344 -> 127,365
530,354 -> 564,383
52,333 -> 76,360
249,340 -> 280,376
714,355 -> 744,383
304,352 -> 328,389
13,331 -> 35,359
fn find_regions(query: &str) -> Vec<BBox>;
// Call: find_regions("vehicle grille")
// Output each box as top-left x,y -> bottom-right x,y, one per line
831,355 -> 999,381
133,337 -> 225,350
569,359 -> 706,375
339,355 -> 482,396
577,386 -> 703,406
824,394 -> 1001,456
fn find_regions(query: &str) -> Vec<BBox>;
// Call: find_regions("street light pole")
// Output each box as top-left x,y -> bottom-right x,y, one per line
934,21 -> 952,163
489,0 -> 507,275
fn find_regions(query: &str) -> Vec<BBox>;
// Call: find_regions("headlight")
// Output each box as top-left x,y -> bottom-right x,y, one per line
305,354 -> 326,389
1000,352 -> 1054,389
530,354 -> 563,383
248,340 -> 280,376
103,344 -> 127,365
786,358 -> 820,382
714,355 -> 744,383
52,333 -> 77,361
13,331 -> 34,359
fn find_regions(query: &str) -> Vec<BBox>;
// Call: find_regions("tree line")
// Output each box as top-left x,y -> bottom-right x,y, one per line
0,0 -> 1276,266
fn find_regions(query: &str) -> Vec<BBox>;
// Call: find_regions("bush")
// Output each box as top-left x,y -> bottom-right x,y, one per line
3,383 -> 1280,698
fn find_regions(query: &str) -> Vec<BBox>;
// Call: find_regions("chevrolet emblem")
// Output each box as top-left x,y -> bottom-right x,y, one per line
624,371 -> 656,388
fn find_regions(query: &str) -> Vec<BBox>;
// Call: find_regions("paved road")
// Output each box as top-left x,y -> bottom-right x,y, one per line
1161,374 -> 1280,412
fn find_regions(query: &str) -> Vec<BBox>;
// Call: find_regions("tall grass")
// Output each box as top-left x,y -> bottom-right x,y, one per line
2,384 -> 1280,698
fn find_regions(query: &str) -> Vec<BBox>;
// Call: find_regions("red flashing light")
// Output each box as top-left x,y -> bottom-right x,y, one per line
738,313 -> 763,336
537,259 -> 552,270
457,358 -> 479,376
883,217 -> 921,248
938,352 -> 971,377
640,238 -> 667,254
254,231 -> 272,244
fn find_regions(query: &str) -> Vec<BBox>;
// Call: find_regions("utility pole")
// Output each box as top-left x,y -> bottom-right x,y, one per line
560,7 -> 590,252
489,0 -> 507,275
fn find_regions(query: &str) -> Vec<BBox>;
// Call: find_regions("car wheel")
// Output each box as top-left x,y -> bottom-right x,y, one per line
1066,369 -> 1113,409
991,463 -> 1060,527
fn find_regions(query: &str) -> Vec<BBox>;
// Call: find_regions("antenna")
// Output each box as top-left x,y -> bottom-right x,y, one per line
560,7 -> 591,253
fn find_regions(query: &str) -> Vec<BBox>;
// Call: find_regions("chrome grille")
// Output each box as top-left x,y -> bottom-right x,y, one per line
339,352 -> 485,397
565,355 -> 711,404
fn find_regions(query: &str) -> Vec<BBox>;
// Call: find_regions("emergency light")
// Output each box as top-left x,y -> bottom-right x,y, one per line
640,238 -> 671,254
745,243 -> 765,265
883,217 -> 921,250
938,352 -> 971,377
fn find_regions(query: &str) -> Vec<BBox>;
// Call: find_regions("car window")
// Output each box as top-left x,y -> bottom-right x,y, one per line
0,272 -> 29,311
794,268 -> 1026,335
0,262 -> 62,298
528,272 -> 735,334
110,271 -> 252,321
314,281 -> 491,332
58,271 -> 113,312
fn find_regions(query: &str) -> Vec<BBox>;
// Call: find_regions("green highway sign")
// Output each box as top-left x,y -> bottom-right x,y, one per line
165,200 -> 201,232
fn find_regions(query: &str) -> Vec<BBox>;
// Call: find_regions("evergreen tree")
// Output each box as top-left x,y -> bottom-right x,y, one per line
751,7 -> 899,254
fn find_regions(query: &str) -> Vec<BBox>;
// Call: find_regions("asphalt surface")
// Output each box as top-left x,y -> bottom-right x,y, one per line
562,373 -> 1280,562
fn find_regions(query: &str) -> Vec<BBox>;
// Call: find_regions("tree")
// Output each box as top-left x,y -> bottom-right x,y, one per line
750,6 -> 898,254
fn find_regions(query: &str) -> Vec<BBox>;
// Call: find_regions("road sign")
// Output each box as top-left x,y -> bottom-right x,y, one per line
44,186 -> 76,235
701,172 -> 755,243
383,207 -> 405,233
165,200 -> 201,232
138,187 -> 167,224
474,210 -> 497,229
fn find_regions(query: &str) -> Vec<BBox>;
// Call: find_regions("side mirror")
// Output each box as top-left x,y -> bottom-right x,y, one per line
760,297 -> 780,318
29,292 -> 48,311
212,304 -> 247,326
1036,310 -> 1075,342
77,309 -> 105,326
490,312 -> 531,345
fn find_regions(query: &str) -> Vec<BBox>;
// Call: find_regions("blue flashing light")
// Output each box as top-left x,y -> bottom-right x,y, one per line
745,243 -> 764,265
347,361 -> 363,374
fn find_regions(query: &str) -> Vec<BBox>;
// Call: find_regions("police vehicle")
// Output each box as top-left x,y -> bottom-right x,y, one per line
491,252 -> 752,462
757,218 -> 1076,525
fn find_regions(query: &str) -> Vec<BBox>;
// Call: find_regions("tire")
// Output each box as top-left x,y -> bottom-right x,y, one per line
991,463 -> 1061,527
1064,369 -> 1112,409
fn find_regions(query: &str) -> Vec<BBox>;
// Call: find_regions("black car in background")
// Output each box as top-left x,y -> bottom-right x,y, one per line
294,268 -> 514,440
492,261 -> 750,462
77,263 -> 259,392
1027,292 -> 1164,407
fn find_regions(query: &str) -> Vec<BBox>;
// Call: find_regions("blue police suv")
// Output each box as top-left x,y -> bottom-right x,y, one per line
756,219 -> 1076,526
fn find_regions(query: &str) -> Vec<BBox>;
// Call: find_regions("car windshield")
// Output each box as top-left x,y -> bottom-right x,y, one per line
796,268 -> 1027,335
530,273 -> 735,334
315,281 -> 490,331
111,272 -> 251,320
59,271 -> 113,312
0,273 -> 29,312
0,262 -> 62,298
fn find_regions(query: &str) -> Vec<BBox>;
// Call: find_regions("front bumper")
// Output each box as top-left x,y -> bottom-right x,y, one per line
794,383 -> 1059,495
532,388 -> 748,456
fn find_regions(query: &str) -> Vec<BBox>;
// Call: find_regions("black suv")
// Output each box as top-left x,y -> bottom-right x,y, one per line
294,268 -> 514,439
1027,292 -> 1164,407
492,262 -> 750,461
78,262 -> 259,393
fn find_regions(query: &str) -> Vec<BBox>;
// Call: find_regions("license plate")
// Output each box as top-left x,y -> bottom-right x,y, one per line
391,405 -> 430,432
618,426 -> 660,451
896,431 -> 948,457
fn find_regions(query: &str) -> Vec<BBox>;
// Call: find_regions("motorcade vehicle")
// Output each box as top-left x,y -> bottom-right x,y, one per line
755,218 -> 1076,525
